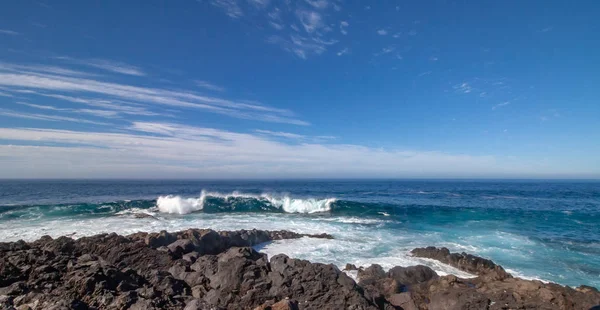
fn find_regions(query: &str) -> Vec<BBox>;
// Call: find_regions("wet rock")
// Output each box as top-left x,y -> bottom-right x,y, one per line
2,230 -> 599,310
357,264 -> 386,282
254,299 -> 300,310
145,230 -> 177,248
168,239 -> 195,257
387,265 -> 438,286
411,246 -> 511,280
388,292 -> 417,310
344,263 -> 358,271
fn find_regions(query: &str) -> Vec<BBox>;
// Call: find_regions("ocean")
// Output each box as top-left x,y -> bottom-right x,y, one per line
0,180 -> 598,288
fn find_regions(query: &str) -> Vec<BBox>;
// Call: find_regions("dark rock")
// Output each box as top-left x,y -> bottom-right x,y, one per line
344,263 -> 358,271
2,230 -> 599,310
269,254 -> 376,309
411,246 -> 510,280
387,265 -> 438,286
357,264 -> 386,282
254,299 -> 300,310
167,239 -> 195,257
133,213 -> 157,219
388,292 -> 417,310
183,251 -> 200,263
145,230 -> 177,248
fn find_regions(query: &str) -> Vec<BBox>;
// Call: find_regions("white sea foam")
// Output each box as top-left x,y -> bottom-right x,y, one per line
157,195 -> 205,214
156,190 -> 336,214
505,268 -> 549,283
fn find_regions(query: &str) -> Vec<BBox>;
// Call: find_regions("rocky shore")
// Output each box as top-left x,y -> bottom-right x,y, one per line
1,229 -> 599,310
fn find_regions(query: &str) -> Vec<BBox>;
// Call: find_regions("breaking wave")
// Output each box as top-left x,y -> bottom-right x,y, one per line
157,191 -> 336,214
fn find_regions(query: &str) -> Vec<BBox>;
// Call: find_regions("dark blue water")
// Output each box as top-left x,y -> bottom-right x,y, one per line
0,180 -> 599,288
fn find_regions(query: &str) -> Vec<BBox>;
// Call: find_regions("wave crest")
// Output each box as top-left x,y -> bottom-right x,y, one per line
156,190 -> 336,215
157,195 -> 205,214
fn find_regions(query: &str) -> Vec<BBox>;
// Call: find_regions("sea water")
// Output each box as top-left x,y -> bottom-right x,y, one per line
0,180 -> 598,288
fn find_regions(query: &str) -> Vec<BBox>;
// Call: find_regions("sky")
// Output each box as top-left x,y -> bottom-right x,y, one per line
0,0 -> 599,179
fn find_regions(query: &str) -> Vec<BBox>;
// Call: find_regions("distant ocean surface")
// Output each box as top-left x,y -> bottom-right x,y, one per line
1,180 -> 599,288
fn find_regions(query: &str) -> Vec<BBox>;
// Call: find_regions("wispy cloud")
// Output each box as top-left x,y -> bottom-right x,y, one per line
297,10 -> 323,33
195,80 -> 226,92
255,129 -> 306,139
337,48 -> 349,56
55,57 -> 146,76
340,21 -> 349,35
418,71 -> 432,77
268,34 -> 336,60
0,62 -> 307,125
454,82 -> 473,94
377,29 -> 387,36
0,62 -> 95,77
248,0 -> 270,8
305,0 -> 329,9
211,0 -> 244,18
492,101 -> 511,110
0,108 -> 111,125
0,29 -> 20,36
0,124 -> 551,178
16,101 -> 121,118
374,46 -> 395,56
209,0 -> 339,59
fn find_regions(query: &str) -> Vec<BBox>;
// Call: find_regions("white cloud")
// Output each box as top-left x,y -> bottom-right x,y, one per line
340,21 -> 349,35
268,34 -> 336,60
377,29 -> 387,35
211,0 -> 244,18
297,10 -> 323,33
255,129 -> 305,139
492,101 -> 511,110
0,124 -> 564,178
454,82 -> 472,94
16,101 -> 121,118
0,109 -> 111,125
392,32 -> 401,38
337,48 -> 349,56
248,0 -> 270,8
195,80 -> 226,92
0,62 -> 94,77
0,63 -> 307,125
0,29 -> 20,35
55,57 -> 146,76
270,21 -> 284,30
305,0 -> 328,9
38,94 -> 163,117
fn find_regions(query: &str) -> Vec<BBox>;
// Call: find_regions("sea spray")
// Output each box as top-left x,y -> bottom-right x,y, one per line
156,190 -> 336,214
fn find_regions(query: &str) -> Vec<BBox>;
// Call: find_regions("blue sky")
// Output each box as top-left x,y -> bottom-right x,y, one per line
0,0 -> 599,178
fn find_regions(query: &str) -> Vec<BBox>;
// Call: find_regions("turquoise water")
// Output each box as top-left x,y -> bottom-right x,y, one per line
0,180 -> 598,288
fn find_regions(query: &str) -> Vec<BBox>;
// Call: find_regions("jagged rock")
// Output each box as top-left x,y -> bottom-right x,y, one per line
254,299 -> 300,310
410,246 -> 510,280
388,292 -> 417,310
168,239 -> 195,257
344,263 -> 358,271
1,230 -> 599,310
387,265 -> 438,286
269,254 -> 377,310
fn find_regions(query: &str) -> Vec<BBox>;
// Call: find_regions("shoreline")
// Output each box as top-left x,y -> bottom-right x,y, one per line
1,228 -> 599,309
